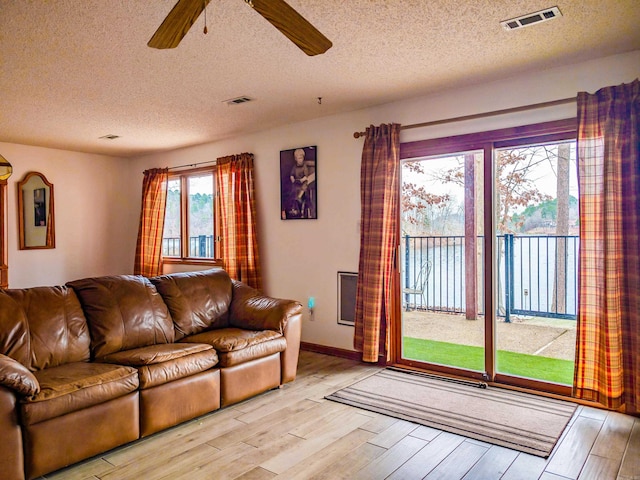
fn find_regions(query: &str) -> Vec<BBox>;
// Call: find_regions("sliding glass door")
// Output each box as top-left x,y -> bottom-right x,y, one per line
395,119 -> 577,395
493,140 -> 578,387
399,150 -> 486,379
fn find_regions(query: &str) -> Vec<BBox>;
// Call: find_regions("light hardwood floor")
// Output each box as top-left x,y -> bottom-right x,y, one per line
42,351 -> 639,480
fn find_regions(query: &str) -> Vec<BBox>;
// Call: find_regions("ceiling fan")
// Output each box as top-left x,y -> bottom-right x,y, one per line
148,0 -> 332,56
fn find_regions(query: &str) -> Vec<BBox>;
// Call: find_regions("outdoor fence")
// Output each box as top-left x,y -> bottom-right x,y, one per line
402,234 -> 579,321
162,235 -> 214,258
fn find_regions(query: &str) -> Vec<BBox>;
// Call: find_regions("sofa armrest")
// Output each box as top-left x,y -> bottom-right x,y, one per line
0,386 -> 24,480
230,281 -> 303,334
281,312 -> 302,384
0,354 -> 39,397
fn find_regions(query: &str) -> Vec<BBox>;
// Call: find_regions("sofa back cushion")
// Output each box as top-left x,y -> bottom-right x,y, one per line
0,291 -> 31,367
151,268 -> 232,340
68,275 -> 174,359
3,287 -> 91,371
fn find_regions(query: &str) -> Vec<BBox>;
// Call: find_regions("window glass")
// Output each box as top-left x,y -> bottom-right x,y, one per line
162,169 -> 216,261
163,178 -> 181,257
187,174 -> 214,258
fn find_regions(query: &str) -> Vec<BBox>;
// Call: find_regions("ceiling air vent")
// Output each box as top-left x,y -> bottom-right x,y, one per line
224,96 -> 254,106
500,6 -> 562,31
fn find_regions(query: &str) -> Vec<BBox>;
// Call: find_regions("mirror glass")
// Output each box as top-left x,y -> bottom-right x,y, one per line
18,172 -> 55,249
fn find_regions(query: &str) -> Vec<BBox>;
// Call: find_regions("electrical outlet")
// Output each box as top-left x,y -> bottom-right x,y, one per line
307,297 -> 315,320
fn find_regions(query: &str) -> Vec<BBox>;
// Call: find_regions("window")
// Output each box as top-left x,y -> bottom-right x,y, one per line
162,167 -> 218,263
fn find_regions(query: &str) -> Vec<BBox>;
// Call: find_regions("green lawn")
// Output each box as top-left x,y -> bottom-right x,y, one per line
403,337 -> 574,385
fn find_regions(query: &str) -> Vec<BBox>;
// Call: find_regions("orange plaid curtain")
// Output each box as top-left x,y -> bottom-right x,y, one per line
215,153 -> 262,290
354,123 -> 400,363
574,80 -> 639,414
134,168 -> 169,277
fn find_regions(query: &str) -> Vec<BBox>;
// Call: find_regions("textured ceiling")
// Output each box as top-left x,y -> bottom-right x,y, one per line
1,0 -> 639,157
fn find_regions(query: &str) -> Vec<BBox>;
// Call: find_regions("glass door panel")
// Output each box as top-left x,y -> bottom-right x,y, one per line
494,141 -> 578,385
400,151 -> 485,374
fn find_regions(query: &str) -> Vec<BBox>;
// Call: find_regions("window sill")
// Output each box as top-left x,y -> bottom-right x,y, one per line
162,258 -> 224,268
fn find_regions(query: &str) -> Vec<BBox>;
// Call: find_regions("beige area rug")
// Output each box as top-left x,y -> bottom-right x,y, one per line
326,368 -> 577,457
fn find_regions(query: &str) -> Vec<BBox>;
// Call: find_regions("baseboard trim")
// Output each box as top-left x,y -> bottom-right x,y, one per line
300,342 -> 362,361
300,342 -> 387,365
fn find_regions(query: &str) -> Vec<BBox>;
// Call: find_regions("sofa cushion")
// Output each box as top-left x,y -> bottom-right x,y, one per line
100,342 -> 214,366
151,268 -> 232,340
99,343 -> 219,389
21,362 -> 139,426
68,275 -> 174,358
0,291 -> 31,366
4,287 -> 91,371
181,328 -> 287,367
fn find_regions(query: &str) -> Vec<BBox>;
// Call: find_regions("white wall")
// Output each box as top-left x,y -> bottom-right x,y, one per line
1,142 -> 137,288
133,51 -> 639,352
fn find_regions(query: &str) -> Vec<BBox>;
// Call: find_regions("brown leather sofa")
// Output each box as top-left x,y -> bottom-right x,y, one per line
0,268 -> 302,480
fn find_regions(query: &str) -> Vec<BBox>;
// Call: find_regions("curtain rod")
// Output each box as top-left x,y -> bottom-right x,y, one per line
144,160 -> 217,174
167,160 -> 217,171
352,96 -> 576,138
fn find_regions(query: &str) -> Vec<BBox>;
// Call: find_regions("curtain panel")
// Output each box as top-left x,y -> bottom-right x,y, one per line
574,79 -> 639,414
134,168 -> 169,277
354,123 -> 400,363
215,153 -> 262,290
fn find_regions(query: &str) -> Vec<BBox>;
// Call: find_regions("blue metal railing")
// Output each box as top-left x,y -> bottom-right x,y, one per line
162,235 -> 214,258
402,234 -> 579,320
500,234 -> 579,321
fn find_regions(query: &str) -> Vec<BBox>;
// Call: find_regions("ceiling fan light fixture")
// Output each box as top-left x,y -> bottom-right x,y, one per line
148,0 -> 331,56
0,154 -> 13,180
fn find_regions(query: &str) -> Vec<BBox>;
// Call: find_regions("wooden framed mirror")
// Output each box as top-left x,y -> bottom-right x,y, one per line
18,172 -> 55,250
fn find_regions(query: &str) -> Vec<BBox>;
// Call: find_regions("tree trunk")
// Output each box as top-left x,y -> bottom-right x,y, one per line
552,143 -> 570,314
464,154 -> 477,320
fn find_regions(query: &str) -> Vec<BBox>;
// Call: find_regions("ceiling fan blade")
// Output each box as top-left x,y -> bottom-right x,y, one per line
248,0 -> 332,56
148,0 -> 212,49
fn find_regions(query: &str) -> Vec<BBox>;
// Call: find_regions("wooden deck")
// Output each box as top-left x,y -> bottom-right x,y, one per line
42,351 -> 639,480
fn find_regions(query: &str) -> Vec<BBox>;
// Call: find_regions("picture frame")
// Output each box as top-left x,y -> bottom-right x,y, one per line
337,271 -> 358,326
280,146 -> 317,219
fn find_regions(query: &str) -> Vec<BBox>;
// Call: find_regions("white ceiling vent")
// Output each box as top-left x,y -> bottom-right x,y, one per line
501,7 -> 562,31
224,96 -> 254,106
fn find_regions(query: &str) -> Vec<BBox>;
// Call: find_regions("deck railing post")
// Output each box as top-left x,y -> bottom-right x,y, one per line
198,235 -> 206,257
504,234 -> 513,323
404,235 -> 410,310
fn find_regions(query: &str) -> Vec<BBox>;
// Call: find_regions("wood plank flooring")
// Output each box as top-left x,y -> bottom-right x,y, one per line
42,351 -> 639,480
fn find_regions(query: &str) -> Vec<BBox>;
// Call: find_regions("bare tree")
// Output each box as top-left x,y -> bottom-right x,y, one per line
401,161 -> 450,235
432,149 -> 551,233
